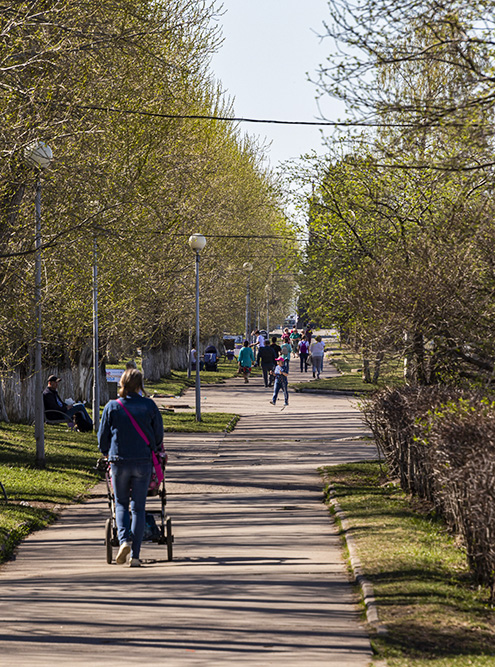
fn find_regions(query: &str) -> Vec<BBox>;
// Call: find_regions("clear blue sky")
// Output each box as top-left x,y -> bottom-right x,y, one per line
209,0 -> 343,168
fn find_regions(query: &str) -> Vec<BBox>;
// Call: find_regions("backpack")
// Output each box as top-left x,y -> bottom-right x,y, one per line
300,341 -> 308,354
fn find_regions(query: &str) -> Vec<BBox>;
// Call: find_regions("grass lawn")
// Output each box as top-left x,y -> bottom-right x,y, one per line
162,412 -> 239,432
321,461 -> 495,666
292,341 -> 404,394
146,359 -> 250,396
0,407 -> 238,563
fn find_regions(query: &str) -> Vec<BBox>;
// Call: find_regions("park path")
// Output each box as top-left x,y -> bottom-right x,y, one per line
0,361 -> 376,666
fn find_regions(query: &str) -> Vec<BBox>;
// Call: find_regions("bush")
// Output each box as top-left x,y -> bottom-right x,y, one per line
362,386 -> 495,598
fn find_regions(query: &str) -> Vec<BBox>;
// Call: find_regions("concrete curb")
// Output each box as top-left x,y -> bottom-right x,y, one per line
328,488 -> 388,636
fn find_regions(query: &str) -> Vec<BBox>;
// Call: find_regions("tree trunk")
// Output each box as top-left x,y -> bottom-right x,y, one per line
362,350 -> 372,383
372,351 -> 384,384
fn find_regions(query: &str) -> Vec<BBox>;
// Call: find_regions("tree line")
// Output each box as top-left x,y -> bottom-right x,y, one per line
300,0 -> 495,387
0,1 -> 298,421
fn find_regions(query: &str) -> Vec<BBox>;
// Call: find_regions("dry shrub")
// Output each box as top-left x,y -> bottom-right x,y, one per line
362,387 -> 495,597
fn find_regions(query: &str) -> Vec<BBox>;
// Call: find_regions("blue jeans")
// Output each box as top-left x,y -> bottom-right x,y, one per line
272,378 -> 288,405
312,355 -> 323,377
111,459 -> 152,559
66,403 -> 92,425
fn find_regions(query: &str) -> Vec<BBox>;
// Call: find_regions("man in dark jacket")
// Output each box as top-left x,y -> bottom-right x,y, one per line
257,344 -> 277,388
43,375 -> 93,430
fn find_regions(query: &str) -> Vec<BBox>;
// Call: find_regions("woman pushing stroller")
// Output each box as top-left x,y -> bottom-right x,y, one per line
98,369 -> 165,567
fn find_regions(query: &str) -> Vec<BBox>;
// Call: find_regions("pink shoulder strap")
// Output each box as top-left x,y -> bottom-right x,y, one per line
116,399 -> 149,445
117,398 -> 163,484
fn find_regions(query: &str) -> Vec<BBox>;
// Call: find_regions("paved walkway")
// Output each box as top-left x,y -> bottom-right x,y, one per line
0,362 -> 377,666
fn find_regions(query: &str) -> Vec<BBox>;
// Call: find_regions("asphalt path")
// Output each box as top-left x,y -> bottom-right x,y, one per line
0,358 -> 377,666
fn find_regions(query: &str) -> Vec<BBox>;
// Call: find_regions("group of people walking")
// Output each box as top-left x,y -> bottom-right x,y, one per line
237,327 -> 326,407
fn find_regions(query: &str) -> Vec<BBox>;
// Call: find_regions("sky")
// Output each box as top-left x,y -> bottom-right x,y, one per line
209,0 -> 344,170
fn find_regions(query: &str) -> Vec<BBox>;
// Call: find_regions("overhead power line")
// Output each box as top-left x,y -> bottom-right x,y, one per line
72,103 -> 470,128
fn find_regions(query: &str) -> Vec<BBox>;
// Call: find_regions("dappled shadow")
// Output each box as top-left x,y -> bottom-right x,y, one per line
379,619 -> 495,659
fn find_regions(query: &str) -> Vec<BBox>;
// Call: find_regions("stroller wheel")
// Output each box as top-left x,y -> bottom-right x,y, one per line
166,517 -> 174,561
105,518 -> 113,564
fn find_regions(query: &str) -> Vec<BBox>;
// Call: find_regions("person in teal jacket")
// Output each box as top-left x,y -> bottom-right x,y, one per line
238,340 -> 255,383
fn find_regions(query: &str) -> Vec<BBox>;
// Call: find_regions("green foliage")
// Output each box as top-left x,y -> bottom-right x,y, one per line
0,1 -> 297,380
298,4 -> 495,385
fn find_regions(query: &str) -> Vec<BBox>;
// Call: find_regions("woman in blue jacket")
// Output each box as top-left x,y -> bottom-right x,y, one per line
98,369 -> 164,567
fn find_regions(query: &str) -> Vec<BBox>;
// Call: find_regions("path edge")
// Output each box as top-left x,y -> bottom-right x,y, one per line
328,487 -> 388,636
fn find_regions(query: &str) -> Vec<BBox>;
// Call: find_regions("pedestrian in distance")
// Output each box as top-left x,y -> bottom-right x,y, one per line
298,336 -> 309,372
270,336 -> 281,357
269,337 -> 282,385
238,340 -> 255,383
270,357 -> 289,406
97,369 -> 165,567
290,327 -> 301,358
310,335 -> 325,379
251,329 -> 265,348
257,342 -> 276,387
280,338 -> 291,373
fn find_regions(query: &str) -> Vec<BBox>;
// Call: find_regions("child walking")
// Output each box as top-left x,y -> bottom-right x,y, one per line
270,357 -> 289,406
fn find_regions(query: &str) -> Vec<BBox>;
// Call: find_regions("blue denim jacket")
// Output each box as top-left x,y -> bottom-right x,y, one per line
97,393 -> 164,461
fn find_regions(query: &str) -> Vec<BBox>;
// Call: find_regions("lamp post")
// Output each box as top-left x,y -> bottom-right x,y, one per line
265,283 -> 270,336
188,234 -> 207,421
243,262 -> 253,342
24,141 -> 53,468
92,229 -> 100,431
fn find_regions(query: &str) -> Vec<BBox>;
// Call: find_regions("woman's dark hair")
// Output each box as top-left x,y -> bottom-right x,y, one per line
118,368 -> 144,398
243,340 -> 249,347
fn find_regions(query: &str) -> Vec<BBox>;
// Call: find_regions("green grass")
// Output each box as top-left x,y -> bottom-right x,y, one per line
146,359 -> 247,396
292,341 -> 404,394
0,404 -> 238,562
0,423 -> 100,561
162,412 -> 239,432
321,461 -> 495,666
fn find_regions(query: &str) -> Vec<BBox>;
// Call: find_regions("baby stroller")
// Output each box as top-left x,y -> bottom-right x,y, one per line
204,344 -> 218,371
99,457 -> 174,563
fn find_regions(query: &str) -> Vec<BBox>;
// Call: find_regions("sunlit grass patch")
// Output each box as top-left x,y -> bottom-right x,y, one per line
321,461 -> 495,666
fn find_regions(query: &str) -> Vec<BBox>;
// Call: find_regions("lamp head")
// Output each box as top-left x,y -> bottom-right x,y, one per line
188,234 -> 207,252
24,141 -> 53,169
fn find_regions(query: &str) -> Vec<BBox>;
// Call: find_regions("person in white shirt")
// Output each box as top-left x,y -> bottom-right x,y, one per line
310,336 -> 325,379
251,329 -> 265,348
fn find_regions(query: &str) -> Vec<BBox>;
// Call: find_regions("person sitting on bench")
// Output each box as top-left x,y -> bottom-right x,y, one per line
43,375 -> 93,430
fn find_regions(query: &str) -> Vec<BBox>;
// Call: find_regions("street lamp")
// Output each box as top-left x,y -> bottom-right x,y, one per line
92,228 -> 100,432
265,283 -> 270,336
188,233 -> 207,421
24,141 -> 53,468
243,261 -> 253,343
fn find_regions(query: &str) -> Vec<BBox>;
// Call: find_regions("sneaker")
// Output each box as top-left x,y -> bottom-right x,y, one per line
129,558 -> 141,567
116,541 -> 131,564
269,400 -> 275,405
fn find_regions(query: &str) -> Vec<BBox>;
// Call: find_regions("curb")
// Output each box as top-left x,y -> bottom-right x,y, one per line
328,488 -> 388,636
224,414 -> 240,433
